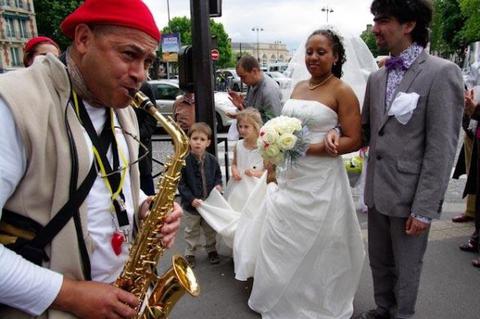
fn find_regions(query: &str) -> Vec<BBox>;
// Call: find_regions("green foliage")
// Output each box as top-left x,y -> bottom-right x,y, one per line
431,0 -> 450,55
34,0 -> 81,50
360,28 -> 388,57
161,16 -> 232,68
459,0 -> 480,43
439,0 -> 466,57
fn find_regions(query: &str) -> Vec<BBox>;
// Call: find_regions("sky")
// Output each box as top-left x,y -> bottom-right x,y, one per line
143,0 -> 375,52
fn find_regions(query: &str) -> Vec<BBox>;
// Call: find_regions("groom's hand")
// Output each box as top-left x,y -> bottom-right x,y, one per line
405,216 -> 429,236
324,129 -> 339,156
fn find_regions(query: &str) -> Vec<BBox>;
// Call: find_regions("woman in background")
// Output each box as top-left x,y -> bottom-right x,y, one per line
23,36 -> 60,67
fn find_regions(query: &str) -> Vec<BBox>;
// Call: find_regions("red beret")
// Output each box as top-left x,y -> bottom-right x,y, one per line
60,0 -> 161,42
24,36 -> 59,53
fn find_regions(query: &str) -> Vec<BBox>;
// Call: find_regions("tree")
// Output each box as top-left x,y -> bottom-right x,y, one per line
430,0 -> 450,55
34,0 -> 81,50
459,0 -> 480,43
162,17 -> 232,68
440,0 -> 466,60
360,28 -> 388,57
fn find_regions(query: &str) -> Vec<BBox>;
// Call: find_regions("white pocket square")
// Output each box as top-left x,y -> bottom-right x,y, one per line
388,92 -> 420,125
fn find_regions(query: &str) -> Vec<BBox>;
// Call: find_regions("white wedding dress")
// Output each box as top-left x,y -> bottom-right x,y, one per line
247,99 -> 365,319
198,99 -> 365,318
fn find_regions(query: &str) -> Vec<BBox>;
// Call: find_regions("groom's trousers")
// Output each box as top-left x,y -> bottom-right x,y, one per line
367,206 -> 430,319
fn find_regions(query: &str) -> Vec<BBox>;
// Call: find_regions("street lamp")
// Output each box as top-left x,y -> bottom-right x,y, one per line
274,40 -> 282,62
321,6 -> 334,23
166,0 -> 171,24
251,27 -> 263,63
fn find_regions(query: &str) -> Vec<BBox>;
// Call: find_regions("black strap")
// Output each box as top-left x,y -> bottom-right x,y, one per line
75,98 -> 129,228
6,163 -> 97,266
77,100 -> 121,191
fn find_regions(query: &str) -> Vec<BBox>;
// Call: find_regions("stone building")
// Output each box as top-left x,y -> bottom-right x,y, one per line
231,41 -> 291,68
0,0 -> 37,71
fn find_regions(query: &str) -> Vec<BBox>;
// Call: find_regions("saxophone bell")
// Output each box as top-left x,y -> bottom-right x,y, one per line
142,255 -> 200,319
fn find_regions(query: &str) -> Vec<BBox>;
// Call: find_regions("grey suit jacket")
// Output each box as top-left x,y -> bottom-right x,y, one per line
362,51 -> 464,219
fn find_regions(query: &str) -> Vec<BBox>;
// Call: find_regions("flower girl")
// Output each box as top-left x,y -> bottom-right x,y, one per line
226,108 -> 266,210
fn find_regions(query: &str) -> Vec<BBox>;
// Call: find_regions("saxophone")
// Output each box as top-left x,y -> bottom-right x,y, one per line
115,91 -> 200,319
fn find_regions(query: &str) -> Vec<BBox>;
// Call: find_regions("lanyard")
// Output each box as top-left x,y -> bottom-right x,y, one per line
71,91 -> 129,228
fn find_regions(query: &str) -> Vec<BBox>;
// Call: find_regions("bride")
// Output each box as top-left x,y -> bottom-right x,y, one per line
246,28 -> 365,319
198,27 -> 371,318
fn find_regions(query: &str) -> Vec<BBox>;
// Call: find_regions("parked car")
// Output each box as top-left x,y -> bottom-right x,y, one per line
215,69 -> 243,92
148,79 -> 236,132
265,71 -> 291,90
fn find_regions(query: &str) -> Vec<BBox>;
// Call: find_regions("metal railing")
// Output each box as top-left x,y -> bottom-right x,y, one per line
151,133 -> 230,181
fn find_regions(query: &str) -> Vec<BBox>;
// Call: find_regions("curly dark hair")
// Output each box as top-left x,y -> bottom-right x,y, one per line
306,29 -> 346,78
370,0 -> 432,47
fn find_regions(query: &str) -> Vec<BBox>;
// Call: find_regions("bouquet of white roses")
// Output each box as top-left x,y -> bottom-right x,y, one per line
257,115 -> 309,167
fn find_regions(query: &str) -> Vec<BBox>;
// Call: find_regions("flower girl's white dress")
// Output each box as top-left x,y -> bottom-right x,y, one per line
199,99 -> 365,318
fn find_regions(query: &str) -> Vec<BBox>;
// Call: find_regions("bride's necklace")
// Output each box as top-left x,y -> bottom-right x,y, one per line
308,74 -> 334,90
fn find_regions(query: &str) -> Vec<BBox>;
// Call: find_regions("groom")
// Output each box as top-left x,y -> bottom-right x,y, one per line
356,1 -> 464,318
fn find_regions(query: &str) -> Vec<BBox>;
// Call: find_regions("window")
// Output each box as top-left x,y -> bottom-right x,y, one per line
19,19 -> 27,38
10,47 -> 21,66
155,84 -> 182,100
5,17 -> 16,37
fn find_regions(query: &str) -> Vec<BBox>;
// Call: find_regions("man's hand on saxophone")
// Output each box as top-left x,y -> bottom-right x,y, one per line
52,278 -> 140,319
139,197 -> 183,249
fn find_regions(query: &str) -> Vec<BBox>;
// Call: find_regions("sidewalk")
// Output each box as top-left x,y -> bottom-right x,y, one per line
151,137 -> 480,319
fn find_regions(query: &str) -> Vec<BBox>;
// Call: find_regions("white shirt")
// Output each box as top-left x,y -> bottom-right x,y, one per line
0,98 -> 147,315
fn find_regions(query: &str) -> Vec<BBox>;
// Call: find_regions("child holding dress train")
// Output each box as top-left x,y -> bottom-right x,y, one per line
225,108 -> 266,209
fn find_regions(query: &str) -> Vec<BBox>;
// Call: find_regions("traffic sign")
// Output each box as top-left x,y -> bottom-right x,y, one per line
211,49 -> 220,61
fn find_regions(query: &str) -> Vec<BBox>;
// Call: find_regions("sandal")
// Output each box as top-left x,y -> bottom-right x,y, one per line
472,257 -> 480,268
459,240 -> 479,253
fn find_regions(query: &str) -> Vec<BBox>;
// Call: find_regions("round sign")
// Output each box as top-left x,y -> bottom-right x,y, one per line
211,49 -> 220,61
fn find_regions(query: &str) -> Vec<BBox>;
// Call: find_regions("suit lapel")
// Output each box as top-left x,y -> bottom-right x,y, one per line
379,51 -> 428,130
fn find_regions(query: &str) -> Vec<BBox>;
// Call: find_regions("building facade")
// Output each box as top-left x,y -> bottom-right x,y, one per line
231,41 -> 291,68
0,0 -> 37,71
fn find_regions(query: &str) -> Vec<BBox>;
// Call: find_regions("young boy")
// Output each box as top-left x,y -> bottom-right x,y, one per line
178,122 -> 223,268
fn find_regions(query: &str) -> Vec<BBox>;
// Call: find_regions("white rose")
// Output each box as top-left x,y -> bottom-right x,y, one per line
277,133 -> 297,150
276,123 -> 293,134
290,118 -> 302,131
260,126 -> 279,144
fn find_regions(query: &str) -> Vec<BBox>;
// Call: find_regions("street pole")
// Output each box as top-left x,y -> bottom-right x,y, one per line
321,6 -> 334,23
274,40 -> 281,63
166,0 -> 171,24
251,27 -> 263,64
191,0 -> 217,155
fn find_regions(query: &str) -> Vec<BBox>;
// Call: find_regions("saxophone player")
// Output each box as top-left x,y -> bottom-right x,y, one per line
0,0 -> 182,318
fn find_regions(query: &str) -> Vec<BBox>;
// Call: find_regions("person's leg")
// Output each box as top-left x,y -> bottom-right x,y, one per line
200,218 -> 217,254
368,207 -> 396,317
390,217 -> 430,319
464,135 -> 476,218
184,213 -> 201,256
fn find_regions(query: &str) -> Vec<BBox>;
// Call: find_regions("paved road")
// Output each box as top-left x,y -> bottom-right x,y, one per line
151,136 -> 480,319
